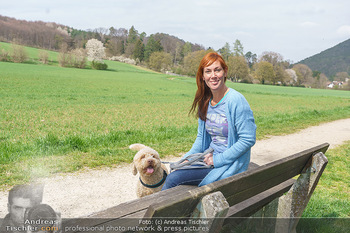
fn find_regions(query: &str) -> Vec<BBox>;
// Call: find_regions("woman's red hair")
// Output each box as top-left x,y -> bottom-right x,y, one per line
189,52 -> 228,121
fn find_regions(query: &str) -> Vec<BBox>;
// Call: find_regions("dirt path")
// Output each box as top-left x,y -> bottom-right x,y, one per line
0,118 -> 349,218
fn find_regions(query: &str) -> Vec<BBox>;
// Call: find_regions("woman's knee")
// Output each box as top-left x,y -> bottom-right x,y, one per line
162,172 -> 180,190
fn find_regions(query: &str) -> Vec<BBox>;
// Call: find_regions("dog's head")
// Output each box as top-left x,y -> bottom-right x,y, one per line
130,144 -> 162,177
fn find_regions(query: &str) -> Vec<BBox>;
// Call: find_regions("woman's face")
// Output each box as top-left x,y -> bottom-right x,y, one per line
203,60 -> 227,93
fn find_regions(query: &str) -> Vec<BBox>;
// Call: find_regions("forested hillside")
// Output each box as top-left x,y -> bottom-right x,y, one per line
0,15 -> 71,50
299,38 -> 350,78
1,14 -> 349,90
0,15 -> 203,60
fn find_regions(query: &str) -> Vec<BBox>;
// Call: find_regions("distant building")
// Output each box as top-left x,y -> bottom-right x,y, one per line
327,81 -> 344,88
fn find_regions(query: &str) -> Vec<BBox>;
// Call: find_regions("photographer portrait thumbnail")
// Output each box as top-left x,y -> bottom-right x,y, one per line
0,184 -> 61,233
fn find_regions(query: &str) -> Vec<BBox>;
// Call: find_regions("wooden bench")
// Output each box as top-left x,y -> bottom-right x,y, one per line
63,143 -> 329,233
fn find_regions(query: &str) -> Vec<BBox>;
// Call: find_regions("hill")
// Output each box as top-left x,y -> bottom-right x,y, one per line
0,15 -> 72,50
0,15 -> 202,56
298,38 -> 350,77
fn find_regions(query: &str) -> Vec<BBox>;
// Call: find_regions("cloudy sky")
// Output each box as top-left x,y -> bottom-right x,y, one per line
1,0 -> 350,62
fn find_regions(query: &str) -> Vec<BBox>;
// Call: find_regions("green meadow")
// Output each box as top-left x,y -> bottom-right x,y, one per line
298,141 -> 350,231
0,42 -> 349,191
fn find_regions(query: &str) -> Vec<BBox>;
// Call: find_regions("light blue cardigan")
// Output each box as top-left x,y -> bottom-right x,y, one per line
184,88 -> 257,186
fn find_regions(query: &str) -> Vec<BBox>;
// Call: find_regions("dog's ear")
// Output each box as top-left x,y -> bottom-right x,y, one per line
129,143 -> 148,151
132,163 -> 138,175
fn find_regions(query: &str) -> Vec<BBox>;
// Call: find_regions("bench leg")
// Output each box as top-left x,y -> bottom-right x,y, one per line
275,152 -> 328,233
190,191 -> 229,233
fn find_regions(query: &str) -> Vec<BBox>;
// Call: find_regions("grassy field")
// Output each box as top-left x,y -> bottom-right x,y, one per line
297,141 -> 350,232
303,141 -> 350,218
0,42 -> 350,189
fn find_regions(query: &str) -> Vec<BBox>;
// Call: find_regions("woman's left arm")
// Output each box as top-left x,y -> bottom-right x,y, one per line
213,96 -> 257,168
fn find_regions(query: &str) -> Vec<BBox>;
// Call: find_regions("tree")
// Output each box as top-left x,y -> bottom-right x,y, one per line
148,52 -> 172,72
133,39 -> 145,62
233,39 -> 244,56
105,39 -> 119,57
94,27 -> 108,42
245,51 -> 257,68
144,35 -> 163,61
174,42 -> 182,65
259,51 -> 284,67
335,72 -> 349,82
183,50 -> 214,76
292,64 -> 312,86
127,26 -> 138,44
285,69 -> 298,85
139,32 -> 146,41
85,39 -> 106,62
181,42 -> 192,58
315,73 -> 329,89
343,79 -> 350,90
312,70 -> 321,79
255,61 -> 275,84
125,26 -> 139,57
273,65 -> 289,85
109,27 -> 118,37
227,56 -> 249,82
116,40 -> 125,55
259,51 -> 289,84
218,42 -> 231,61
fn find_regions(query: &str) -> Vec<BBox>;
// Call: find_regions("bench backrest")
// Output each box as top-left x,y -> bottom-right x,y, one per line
63,143 -> 329,232
143,143 -> 329,218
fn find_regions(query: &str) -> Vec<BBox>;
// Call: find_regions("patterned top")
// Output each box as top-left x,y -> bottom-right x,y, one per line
206,94 -> 229,155
183,88 -> 257,186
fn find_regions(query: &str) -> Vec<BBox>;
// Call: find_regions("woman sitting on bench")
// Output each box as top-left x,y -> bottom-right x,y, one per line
162,52 -> 257,190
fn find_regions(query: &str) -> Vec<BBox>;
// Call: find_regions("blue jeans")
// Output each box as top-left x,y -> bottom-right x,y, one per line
161,168 -> 213,190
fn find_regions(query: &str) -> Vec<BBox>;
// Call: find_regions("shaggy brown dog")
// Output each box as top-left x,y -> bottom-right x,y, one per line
130,143 -> 168,198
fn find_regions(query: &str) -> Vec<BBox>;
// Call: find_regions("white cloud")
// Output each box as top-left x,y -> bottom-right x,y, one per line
336,25 -> 350,36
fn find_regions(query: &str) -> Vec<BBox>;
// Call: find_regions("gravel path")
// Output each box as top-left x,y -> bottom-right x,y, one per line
0,118 -> 349,218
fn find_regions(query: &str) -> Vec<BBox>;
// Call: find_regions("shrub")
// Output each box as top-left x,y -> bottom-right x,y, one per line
69,48 -> 87,69
38,50 -> 49,64
148,51 -> 172,72
58,52 -> 69,67
91,61 -> 108,70
0,49 -> 10,61
11,44 -> 28,63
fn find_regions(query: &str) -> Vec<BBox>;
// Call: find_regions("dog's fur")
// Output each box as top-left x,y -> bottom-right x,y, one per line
130,143 -> 168,198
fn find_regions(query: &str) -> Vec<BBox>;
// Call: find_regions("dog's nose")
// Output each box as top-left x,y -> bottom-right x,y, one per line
148,160 -> 153,164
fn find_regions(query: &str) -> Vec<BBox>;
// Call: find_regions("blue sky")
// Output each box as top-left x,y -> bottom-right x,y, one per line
1,0 -> 350,62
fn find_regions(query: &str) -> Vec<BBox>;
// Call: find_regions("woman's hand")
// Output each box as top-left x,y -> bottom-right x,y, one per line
180,159 -> 189,164
204,153 -> 214,166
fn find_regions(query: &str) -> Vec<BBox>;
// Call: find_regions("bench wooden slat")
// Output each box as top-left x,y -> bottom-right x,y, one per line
143,143 -> 329,218
89,185 -> 195,218
225,179 -> 295,219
